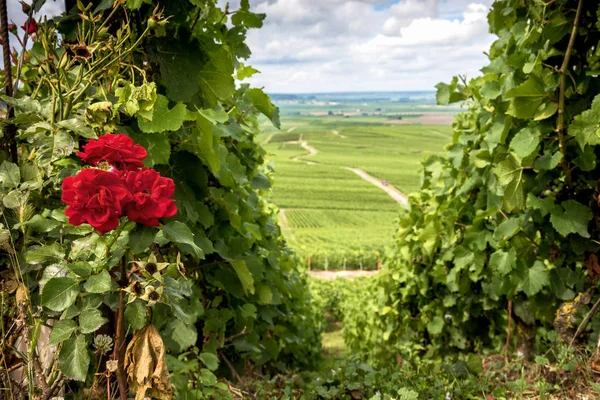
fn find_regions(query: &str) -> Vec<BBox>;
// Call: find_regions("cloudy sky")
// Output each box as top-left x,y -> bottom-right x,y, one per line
9,0 -> 497,94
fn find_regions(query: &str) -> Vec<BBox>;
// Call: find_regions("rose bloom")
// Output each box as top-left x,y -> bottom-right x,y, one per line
21,18 -> 37,35
122,169 -> 177,226
62,168 -> 132,234
77,133 -> 148,171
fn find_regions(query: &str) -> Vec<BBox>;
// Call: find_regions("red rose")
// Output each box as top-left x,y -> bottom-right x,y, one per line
77,133 -> 148,171
62,168 -> 132,234
122,169 -> 177,226
21,18 -> 37,35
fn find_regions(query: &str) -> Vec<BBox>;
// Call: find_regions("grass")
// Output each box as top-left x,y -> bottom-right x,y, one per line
263,115 -> 452,270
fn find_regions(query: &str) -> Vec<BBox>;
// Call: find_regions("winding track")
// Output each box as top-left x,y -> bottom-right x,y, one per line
284,139 -> 408,205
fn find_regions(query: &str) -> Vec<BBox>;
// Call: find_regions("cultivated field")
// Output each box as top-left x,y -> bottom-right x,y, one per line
263,115 -> 452,269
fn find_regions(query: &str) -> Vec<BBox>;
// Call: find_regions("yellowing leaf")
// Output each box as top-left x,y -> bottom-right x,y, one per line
125,324 -> 172,400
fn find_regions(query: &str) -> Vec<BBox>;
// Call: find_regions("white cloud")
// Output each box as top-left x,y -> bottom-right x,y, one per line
245,0 -> 496,93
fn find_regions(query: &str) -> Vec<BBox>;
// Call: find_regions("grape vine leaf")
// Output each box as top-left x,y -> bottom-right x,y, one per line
199,46 -> 236,106
246,88 -> 281,128
505,75 -> 547,119
489,248 -> 517,276
131,132 -> 171,166
59,335 -> 90,381
568,94 -> 600,149
510,127 -> 540,158
230,259 -> 255,295
137,95 -> 187,133
550,200 -> 593,238
163,221 -> 205,259
494,153 -> 524,211
41,277 -> 80,312
519,261 -> 549,296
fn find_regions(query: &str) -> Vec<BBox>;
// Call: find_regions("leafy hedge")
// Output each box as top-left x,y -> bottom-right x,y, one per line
344,0 -> 600,364
0,0 -> 320,398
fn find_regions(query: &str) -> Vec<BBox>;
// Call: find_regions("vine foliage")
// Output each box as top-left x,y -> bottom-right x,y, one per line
344,0 -> 600,363
0,0 -> 320,398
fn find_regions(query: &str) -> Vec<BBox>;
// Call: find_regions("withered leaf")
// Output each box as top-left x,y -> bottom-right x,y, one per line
124,324 -> 172,400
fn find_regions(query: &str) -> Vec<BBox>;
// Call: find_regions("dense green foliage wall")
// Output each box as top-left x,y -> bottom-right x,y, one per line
344,0 -> 600,363
0,0 -> 320,398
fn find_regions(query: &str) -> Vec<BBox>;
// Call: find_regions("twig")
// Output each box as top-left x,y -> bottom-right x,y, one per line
569,295 -> 600,348
224,328 -> 248,343
556,0 -> 583,188
218,350 -> 242,384
32,353 -> 49,394
505,300 -> 512,365
113,256 -> 129,400
0,0 -> 18,163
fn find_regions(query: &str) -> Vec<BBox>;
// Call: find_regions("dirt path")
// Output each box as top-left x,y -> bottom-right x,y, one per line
287,140 -> 318,164
331,130 -> 347,139
344,167 -> 408,205
308,270 -> 379,279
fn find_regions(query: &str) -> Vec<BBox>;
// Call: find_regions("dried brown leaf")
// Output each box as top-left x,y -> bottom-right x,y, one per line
124,324 -> 172,400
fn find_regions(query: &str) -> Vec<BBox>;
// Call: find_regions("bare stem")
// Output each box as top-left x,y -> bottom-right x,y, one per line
556,0 -> 583,188
113,255 -> 129,400
0,0 -> 18,163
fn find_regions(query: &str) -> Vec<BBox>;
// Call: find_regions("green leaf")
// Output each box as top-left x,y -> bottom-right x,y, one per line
569,94 -> 600,149
137,95 -> 187,133
25,214 -> 61,233
79,309 -> 108,334
480,81 -> 502,99
257,284 -> 273,305
3,189 -> 27,209
57,118 -> 96,139
41,277 -> 80,312
151,40 -> 203,102
533,102 -> 558,121
167,319 -> 197,351
83,270 -> 112,294
520,261 -> 550,296
230,260 -> 254,295
198,46 -> 236,106
494,153 -> 524,211
200,352 -> 219,371
247,88 -> 280,128
129,225 -> 157,254
550,200 -> 593,238
489,248 -> 517,276
48,319 -> 78,346
124,300 -> 147,330
59,336 -> 90,381
509,127 -> 540,158
427,316 -> 444,335
33,130 -> 75,166
0,161 -> 20,189
505,75 -> 547,119
130,132 -> 171,166
236,63 -> 259,80
163,221 -> 205,259
26,243 -> 65,264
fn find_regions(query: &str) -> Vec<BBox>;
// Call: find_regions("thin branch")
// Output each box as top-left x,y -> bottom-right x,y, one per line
224,328 -> 248,343
218,350 -> 242,384
556,0 -> 583,188
504,300 -> 513,365
569,294 -> 600,348
0,0 -> 18,163
113,256 -> 129,400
